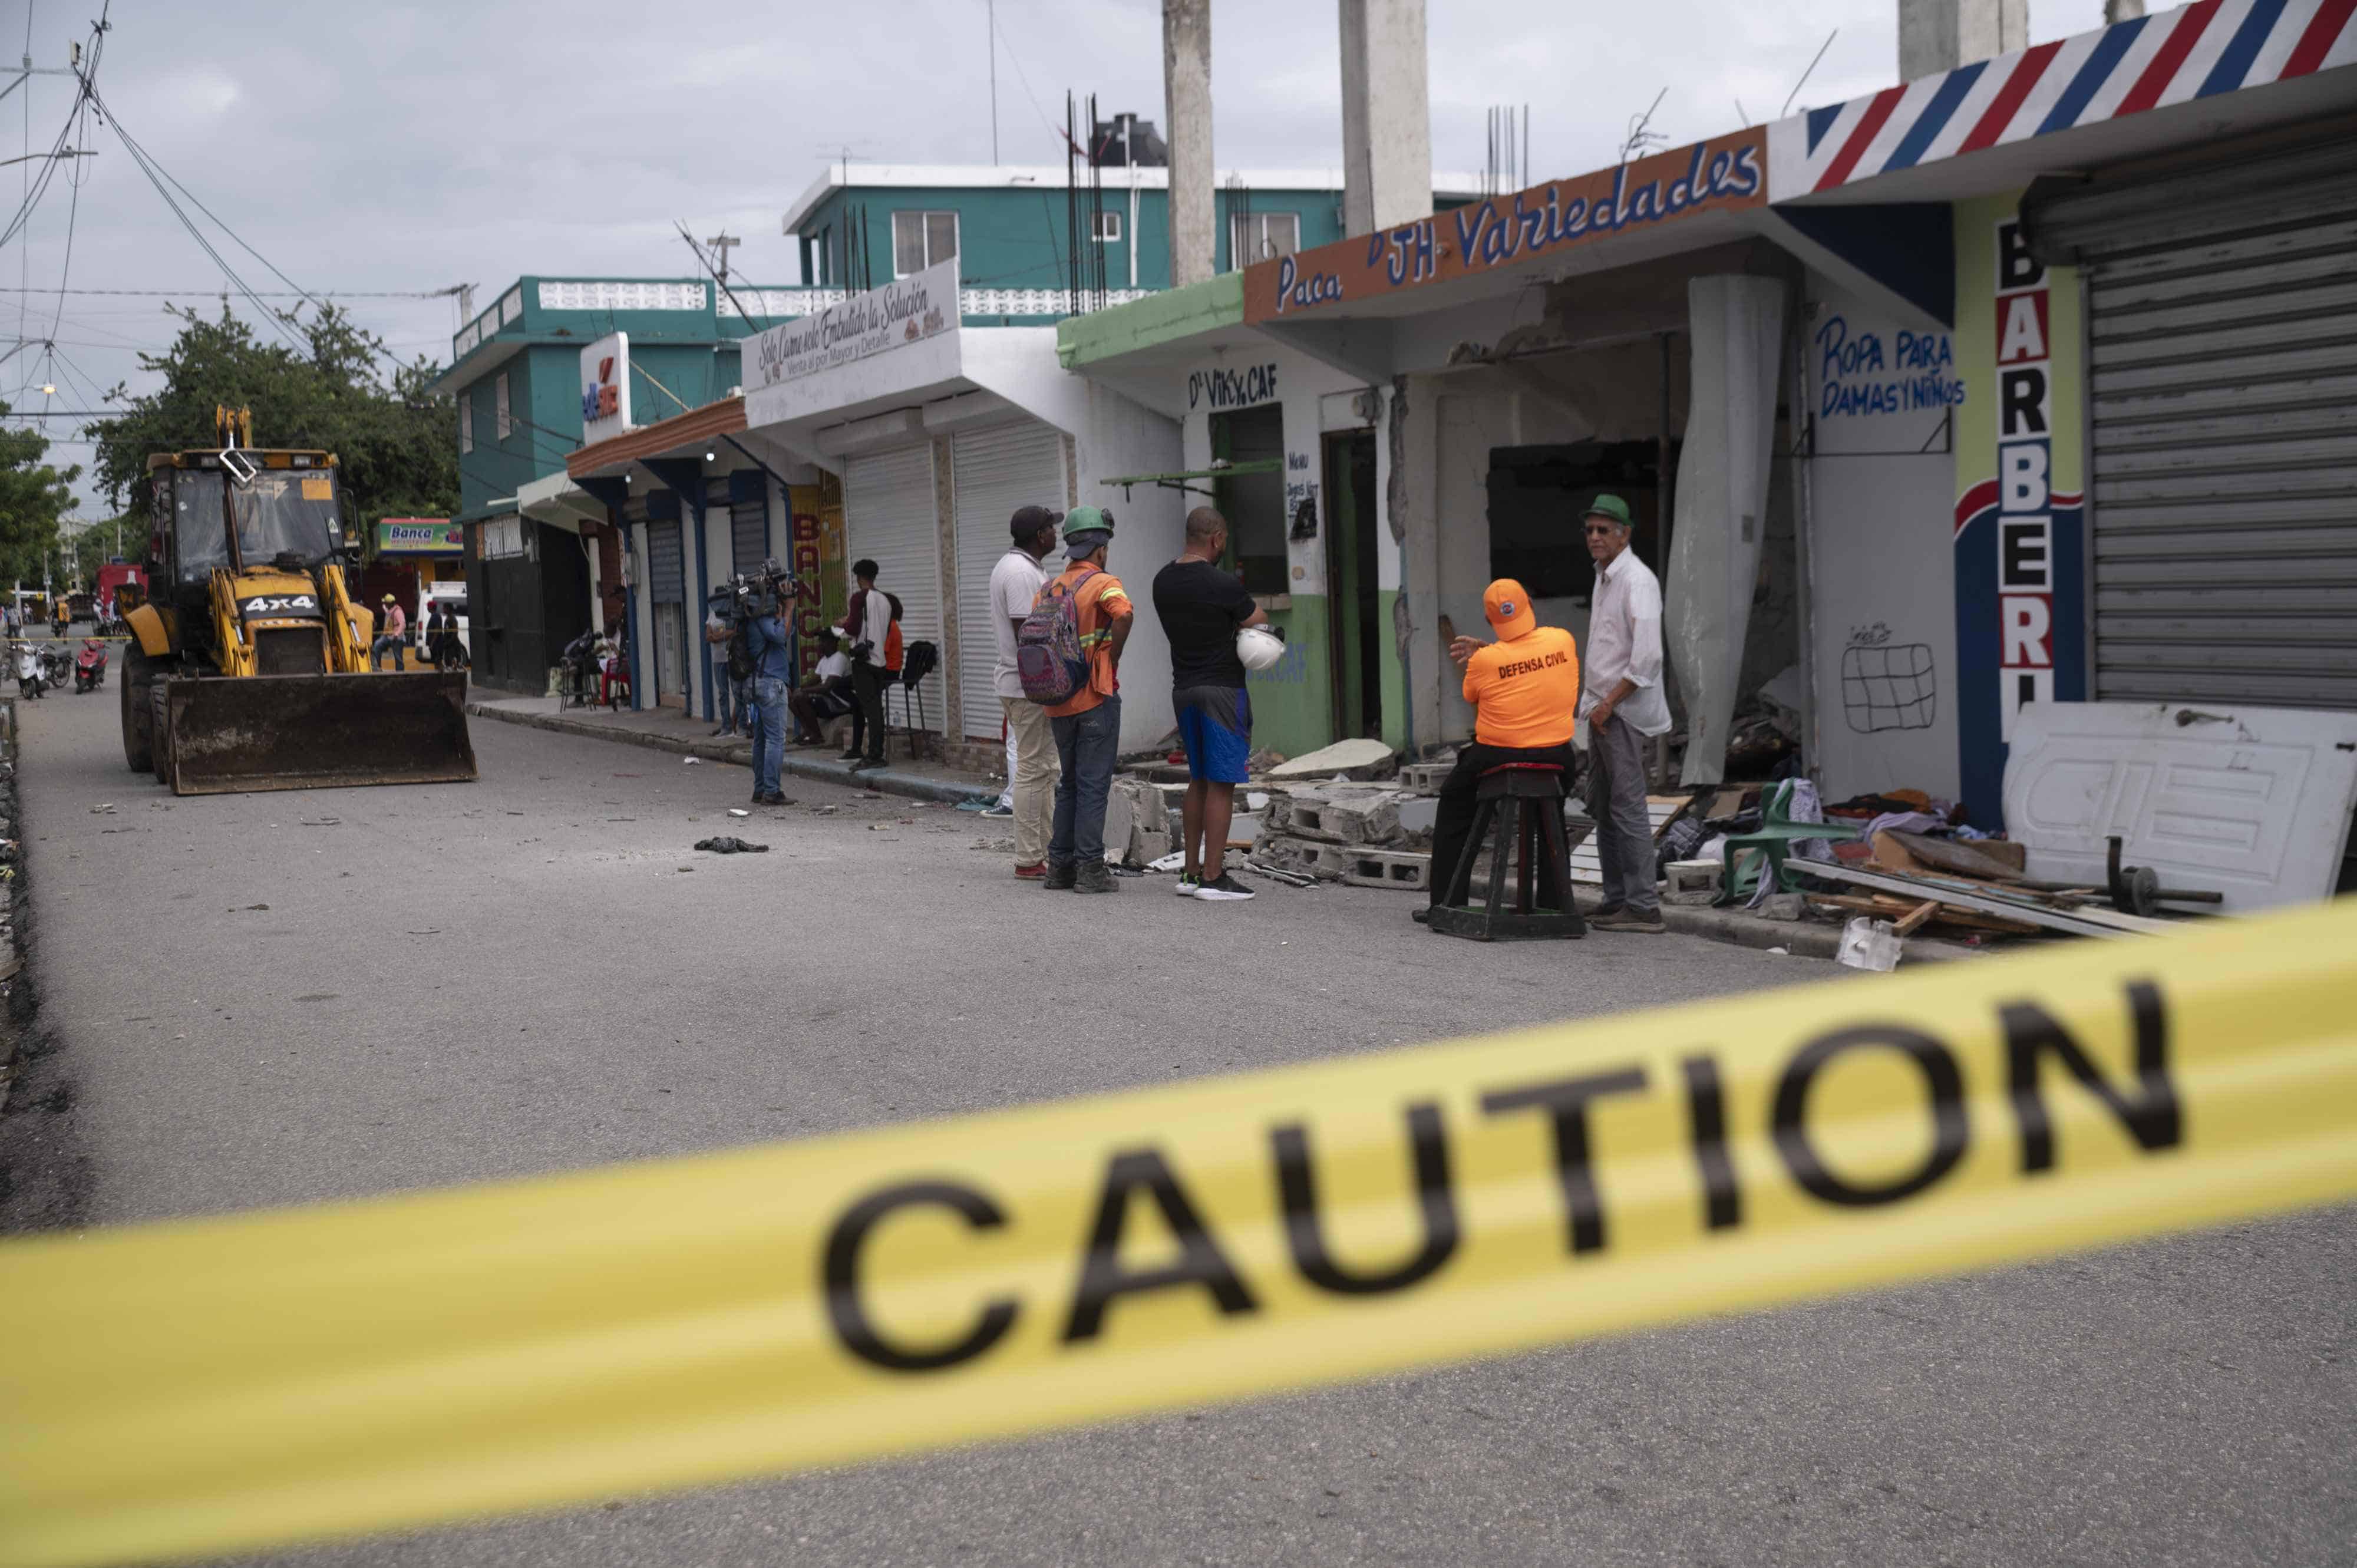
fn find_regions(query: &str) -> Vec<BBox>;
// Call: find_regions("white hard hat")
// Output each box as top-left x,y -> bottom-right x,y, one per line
1236,625 -> 1285,672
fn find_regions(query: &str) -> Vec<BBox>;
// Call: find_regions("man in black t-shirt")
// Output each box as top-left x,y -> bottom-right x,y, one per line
1151,506 -> 1270,902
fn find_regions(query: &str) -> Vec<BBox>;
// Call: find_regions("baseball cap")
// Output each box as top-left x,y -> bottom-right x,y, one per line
1583,493 -> 1633,528
1062,504 -> 1115,557
1483,578 -> 1536,639
380,594 -> 395,604
1010,504 -> 1064,540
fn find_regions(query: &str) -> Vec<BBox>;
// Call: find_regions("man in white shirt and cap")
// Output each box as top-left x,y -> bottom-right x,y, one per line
1577,494 -> 1671,932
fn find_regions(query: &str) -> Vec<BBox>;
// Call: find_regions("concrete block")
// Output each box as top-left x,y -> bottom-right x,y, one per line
1663,859 -> 1721,897
1397,758 -> 1455,794
1395,795 -> 1437,849
1286,796 -> 1351,843
1105,777 -> 1171,867
1251,835 -> 1328,876
1326,793 -> 1405,845
1343,846 -> 1431,891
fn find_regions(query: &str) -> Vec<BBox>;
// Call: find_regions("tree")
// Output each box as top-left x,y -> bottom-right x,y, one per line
0,408 -> 81,586
84,305 -> 458,536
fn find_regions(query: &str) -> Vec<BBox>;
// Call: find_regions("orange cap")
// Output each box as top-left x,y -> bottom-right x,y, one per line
1483,578 -> 1536,640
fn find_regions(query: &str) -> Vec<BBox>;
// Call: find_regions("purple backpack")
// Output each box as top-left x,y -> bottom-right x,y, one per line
1015,568 -> 1100,705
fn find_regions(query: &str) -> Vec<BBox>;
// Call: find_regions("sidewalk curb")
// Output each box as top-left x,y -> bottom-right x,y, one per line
464,702 -> 991,808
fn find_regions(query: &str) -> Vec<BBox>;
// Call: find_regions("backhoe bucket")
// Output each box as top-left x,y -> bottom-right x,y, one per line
161,672 -> 478,795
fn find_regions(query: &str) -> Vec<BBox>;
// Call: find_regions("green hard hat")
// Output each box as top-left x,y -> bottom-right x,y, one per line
1062,504 -> 1114,539
1583,493 -> 1633,527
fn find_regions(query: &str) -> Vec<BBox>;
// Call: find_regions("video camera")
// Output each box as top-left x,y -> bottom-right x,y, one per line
707,558 -> 812,623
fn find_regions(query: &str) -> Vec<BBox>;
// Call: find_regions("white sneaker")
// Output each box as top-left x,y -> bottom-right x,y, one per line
1174,872 -> 1201,897
1193,873 -> 1255,902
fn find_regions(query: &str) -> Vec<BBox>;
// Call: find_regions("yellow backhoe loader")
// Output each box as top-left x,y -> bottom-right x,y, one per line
120,408 -> 477,795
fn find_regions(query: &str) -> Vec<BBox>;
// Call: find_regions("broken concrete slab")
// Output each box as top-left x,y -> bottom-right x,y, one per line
1265,738 -> 1398,781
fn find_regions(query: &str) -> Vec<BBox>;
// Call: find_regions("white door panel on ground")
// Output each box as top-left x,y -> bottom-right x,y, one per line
2002,700 -> 2357,912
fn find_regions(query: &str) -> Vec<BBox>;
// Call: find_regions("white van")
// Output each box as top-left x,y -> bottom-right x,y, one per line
415,580 -> 470,665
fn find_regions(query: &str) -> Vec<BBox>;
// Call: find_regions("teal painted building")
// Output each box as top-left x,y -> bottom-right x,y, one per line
431,277 -> 831,691
784,156 -> 1483,302
435,278 -> 823,524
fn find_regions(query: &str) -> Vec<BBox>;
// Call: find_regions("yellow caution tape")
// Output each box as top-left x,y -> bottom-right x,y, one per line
4,902 -> 2355,1567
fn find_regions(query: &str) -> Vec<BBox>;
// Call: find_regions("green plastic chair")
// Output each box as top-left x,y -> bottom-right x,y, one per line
1715,781 -> 1863,905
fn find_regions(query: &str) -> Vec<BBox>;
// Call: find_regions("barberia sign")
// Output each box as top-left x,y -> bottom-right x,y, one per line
745,257 -> 956,390
1242,127 -> 1765,325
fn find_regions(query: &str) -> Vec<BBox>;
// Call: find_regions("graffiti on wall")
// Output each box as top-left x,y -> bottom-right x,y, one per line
1814,315 -> 1966,421
1954,209 -> 2085,824
1840,623 -> 1937,733
1187,363 -> 1279,411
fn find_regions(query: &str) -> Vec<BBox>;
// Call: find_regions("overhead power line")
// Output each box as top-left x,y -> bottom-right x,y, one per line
0,285 -> 454,298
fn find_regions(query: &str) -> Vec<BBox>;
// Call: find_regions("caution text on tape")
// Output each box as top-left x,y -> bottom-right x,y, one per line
3,902 -> 2354,1568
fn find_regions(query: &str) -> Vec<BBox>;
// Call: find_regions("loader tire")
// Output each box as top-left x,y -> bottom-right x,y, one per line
122,647 -> 155,773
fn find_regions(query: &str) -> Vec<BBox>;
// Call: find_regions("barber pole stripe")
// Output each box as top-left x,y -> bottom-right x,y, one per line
1783,0 -> 2357,197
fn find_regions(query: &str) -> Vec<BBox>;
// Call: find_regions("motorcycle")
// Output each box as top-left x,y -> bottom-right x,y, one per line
72,639 -> 107,694
39,643 -> 69,691
14,642 -> 44,700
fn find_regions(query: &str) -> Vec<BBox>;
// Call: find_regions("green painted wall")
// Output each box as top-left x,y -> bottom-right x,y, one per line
1245,595 -> 1333,761
797,184 -> 1357,295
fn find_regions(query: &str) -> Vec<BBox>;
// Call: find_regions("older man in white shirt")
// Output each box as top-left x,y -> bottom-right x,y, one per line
990,504 -> 1063,880
1578,494 -> 1671,932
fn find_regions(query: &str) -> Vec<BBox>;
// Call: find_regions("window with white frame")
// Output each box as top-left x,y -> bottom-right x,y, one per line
494,374 -> 512,442
892,210 -> 959,277
459,392 -> 474,454
1092,210 -> 1122,243
1229,211 -> 1301,268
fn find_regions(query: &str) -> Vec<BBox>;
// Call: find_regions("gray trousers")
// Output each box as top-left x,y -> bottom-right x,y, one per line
1585,712 -> 1658,914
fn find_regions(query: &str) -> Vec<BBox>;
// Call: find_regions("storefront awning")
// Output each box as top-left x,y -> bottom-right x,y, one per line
515,471 -> 610,533
567,395 -> 750,481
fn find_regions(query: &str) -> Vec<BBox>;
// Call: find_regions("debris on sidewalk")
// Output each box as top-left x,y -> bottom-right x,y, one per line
727,808 -> 750,818
1264,738 -> 1397,781
88,803 -> 114,814
682,757 -> 701,766
692,836 -> 770,854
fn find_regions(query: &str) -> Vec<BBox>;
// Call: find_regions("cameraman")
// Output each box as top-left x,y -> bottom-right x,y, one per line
741,582 -> 794,806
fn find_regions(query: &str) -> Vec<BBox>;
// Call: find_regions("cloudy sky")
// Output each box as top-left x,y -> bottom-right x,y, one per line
6,0 -> 2114,512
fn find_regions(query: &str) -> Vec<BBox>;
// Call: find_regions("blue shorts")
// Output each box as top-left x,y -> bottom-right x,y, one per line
1173,685 -> 1252,784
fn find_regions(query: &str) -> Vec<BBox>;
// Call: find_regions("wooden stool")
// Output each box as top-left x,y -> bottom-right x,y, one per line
1429,763 -> 1586,942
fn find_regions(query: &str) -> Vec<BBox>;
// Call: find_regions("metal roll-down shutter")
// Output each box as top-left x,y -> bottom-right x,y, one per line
2032,133 -> 2357,711
842,444 -> 942,725
951,420 -> 1065,741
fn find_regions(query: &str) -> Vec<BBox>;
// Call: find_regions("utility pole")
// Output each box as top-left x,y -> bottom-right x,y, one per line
705,233 -> 740,285
1163,0 -> 1213,288
988,0 -> 1000,164
1339,0 -> 1434,238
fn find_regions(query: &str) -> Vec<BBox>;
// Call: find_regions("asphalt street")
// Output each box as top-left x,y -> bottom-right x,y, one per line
2,682 -> 2351,1566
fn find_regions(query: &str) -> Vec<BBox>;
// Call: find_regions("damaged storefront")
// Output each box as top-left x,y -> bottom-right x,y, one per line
1071,324 -> 1393,761
1229,127 -> 1801,787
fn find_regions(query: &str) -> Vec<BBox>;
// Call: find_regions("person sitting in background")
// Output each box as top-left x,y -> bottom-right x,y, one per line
1426,579 -> 1582,921
788,632 -> 854,745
